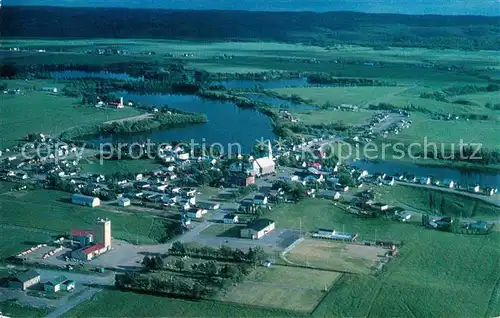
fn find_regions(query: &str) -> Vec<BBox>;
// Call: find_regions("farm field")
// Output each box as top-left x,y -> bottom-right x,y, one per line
284,239 -> 386,274
296,109 -> 375,126
271,86 -> 405,107
0,190 -> 168,245
451,91 -> 500,106
0,85 -> 141,148
221,265 -> 341,312
377,185 -> 500,219
389,113 -> 500,149
79,159 -> 163,175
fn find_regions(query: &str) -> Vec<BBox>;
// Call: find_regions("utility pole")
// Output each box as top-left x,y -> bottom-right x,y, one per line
300,218 -> 302,237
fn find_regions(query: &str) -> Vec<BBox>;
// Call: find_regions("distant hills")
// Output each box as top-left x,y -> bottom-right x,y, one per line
2,6 -> 499,50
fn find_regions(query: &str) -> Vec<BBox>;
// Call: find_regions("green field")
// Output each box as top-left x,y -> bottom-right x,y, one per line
390,113 -> 500,149
0,81 -> 141,148
272,86 -> 406,107
64,289 -> 299,317
200,223 -> 244,238
377,185 -> 500,219
0,190 -> 168,247
296,109 -> 375,126
0,226 -> 57,260
222,265 -> 341,312
79,159 -> 163,175
0,301 -> 50,318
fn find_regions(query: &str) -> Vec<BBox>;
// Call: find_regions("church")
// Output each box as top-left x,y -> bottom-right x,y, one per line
252,141 -> 276,176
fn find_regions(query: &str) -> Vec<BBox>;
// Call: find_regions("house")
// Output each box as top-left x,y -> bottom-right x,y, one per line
9,270 -> 40,290
71,194 -> 100,208
44,276 -> 68,293
468,221 -> 488,231
372,203 -> 389,211
118,198 -> 131,207
382,176 -> 395,186
71,229 -> 94,247
253,194 -> 268,205
485,187 -> 498,196
71,243 -> 107,261
443,179 -> 455,189
230,173 -> 255,186
469,184 -> 480,193
183,188 -> 197,197
185,208 -> 205,219
240,219 -> 275,239
419,177 -> 431,185
223,214 -> 239,224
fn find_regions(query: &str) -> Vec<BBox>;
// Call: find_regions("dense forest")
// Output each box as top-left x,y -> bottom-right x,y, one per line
2,6 -> 500,50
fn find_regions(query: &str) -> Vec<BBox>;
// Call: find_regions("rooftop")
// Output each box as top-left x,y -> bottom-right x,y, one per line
71,229 -> 94,237
11,269 -> 40,283
246,218 -> 275,231
81,243 -> 105,255
45,275 -> 68,286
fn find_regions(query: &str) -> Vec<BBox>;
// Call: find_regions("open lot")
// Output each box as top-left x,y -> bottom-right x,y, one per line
222,265 -> 341,313
284,239 -> 387,274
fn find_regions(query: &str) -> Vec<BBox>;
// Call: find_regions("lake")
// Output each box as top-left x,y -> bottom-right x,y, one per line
245,93 -> 316,110
91,93 -> 275,154
51,70 -> 143,81
350,160 -> 500,188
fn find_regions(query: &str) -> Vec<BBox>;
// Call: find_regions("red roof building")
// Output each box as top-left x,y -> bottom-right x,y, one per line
81,244 -> 105,255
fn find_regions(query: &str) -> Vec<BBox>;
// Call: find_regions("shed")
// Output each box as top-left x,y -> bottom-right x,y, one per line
44,275 -> 68,293
71,194 -> 100,208
118,198 -> 131,207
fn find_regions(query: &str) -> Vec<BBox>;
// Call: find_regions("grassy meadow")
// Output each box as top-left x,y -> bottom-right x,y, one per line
79,159 -> 163,175
296,109 -> 375,126
0,189 -> 168,249
0,80 -> 141,148
0,300 -> 50,318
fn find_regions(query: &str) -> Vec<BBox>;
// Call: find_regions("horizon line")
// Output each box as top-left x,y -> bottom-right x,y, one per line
3,4 -> 500,18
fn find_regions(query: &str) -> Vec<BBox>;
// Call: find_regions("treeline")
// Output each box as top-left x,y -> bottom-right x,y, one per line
416,147 -> 500,165
3,7 -> 500,50
307,74 -> 396,86
169,241 -> 267,264
59,111 -> 207,140
115,272 -> 218,299
420,84 -> 500,102
368,102 -> 431,113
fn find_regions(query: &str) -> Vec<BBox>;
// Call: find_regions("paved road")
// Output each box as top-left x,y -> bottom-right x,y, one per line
396,181 -> 500,207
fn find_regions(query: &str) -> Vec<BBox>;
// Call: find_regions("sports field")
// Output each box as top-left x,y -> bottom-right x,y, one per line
221,265 -> 341,312
284,239 -> 387,274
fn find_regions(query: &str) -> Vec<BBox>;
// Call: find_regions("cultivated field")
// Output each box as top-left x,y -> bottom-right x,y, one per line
221,265 -> 341,313
284,239 -> 387,274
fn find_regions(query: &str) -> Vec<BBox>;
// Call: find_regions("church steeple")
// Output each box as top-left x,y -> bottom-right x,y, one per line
267,140 -> 273,159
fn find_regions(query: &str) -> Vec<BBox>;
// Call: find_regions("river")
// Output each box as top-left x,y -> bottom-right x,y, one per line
91,93 -> 275,154
350,160 -> 500,188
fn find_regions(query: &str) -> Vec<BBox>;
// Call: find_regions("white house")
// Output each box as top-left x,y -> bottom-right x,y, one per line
253,194 -> 268,205
135,174 -> 143,181
443,179 -> 455,189
419,177 -> 431,185
118,198 -> 131,207
469,185 -> 480,193
223,214 -> 239,224
382,176 -> 395,186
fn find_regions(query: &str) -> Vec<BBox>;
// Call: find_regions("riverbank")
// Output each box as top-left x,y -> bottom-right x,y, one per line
60,111 -> 208,141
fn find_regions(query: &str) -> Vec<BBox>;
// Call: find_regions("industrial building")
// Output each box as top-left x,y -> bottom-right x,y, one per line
71,229 -> 94,247
43,276 -> 75,292
240,218 -> 275,239
8,270 -> 40,290
71,194 -> 100,208
71,218 -> 111,261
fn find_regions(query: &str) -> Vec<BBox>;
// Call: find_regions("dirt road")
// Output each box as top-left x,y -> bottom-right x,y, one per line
103,113 -> 153,124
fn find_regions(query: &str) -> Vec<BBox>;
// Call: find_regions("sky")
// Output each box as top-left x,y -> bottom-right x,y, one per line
4,0 -> 500,16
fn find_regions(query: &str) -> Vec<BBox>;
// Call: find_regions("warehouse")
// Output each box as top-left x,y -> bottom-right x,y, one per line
8,270 -> 40,291
240,218 -> 275,239
71,194 -> 100,207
